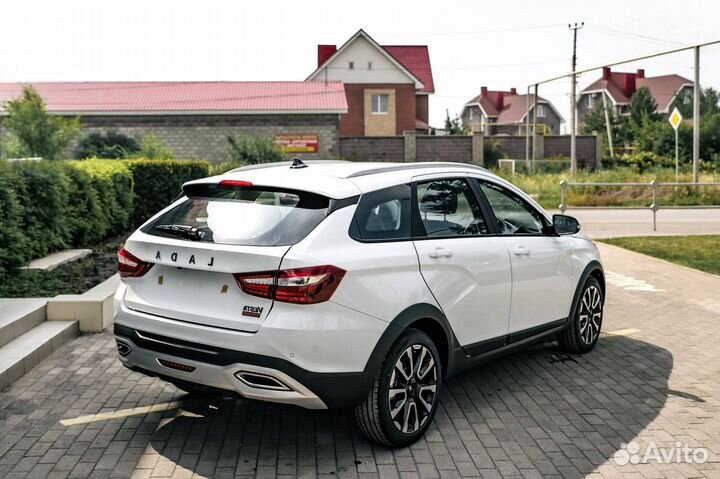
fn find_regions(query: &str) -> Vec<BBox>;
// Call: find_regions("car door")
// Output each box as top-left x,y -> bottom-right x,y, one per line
472,178 -> 573,335
412,176 -> 512,353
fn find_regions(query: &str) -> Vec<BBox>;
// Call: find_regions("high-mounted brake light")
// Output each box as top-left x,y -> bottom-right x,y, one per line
117,248 -> 154,278
219,179 -> 254,188
233,265 -> 346,305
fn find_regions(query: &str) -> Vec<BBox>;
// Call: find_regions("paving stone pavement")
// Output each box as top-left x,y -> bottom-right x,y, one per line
1,243 -> 719,478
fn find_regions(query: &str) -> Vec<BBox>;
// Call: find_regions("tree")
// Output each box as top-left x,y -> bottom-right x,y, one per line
582,102 -> 631,155
76,130 -> 140,159
702,87 -> 719,115
629,87 -> 658,129
671,86 -> 719,118
1,85 -> 80,160
444,112 -> 466,135
137,133 -> 175,160
227,134 -> 283,164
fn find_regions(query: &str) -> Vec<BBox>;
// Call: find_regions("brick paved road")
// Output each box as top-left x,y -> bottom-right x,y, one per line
1,243 -> 719,478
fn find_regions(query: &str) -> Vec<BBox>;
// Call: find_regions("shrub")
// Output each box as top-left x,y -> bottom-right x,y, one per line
136,133 -> 175,160
0,162 -> 28,271
227,134 -> 284,164
125,159 -> 209,225
76,130 -> 140,159
11,161 -> 71,259
68,159 -> 134,236
208,160 -> 246,176
609,151 -> 674,173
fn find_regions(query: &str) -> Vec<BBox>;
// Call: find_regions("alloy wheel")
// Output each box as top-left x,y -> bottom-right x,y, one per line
578,284 -> 602,345
388,344 -> 438,434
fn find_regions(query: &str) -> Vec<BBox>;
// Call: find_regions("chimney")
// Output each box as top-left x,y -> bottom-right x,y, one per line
496,92 -> 505,110
481,86 -> 488,95
317,45 -> 337,67
510,87 -> 517,95
602,67 -> 611,80
622,73 -> 637,98
637,69 -> 645,79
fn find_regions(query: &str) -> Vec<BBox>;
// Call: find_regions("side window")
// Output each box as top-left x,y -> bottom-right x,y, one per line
475,180 -> 545,235
416,178 -> 488,237
349,184 -> 412,241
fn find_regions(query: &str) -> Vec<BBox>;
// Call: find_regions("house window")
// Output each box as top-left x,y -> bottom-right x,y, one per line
468,108 -> 474,120
348,61 -> 354,70
537,104 -> 547,118
371,94 -> 390,114
368,61 -> 373,70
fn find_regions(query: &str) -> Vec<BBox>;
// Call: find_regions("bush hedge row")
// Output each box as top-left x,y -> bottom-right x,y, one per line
0,158 -> 209,271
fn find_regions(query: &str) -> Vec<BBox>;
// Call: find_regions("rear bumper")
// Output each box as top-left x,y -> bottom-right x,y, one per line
114,324 -> 373,409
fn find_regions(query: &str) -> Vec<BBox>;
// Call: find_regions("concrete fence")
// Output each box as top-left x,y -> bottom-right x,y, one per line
338,132 -> 601,168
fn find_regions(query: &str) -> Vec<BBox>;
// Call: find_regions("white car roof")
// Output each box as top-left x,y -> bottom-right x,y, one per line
185,160 -> 503,199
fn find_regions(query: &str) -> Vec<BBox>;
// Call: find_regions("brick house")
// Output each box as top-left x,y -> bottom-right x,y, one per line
0,81 -> 348,162
461,87 -> 563,135
577,67 -> 694,128
306,29 -> 435,136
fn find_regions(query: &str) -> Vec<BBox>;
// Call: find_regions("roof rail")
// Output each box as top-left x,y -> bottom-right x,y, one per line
346,162 -> 488,178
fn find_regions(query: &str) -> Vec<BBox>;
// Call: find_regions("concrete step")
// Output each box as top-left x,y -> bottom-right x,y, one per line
0,298 -> 49,349
0,320 -> 78,391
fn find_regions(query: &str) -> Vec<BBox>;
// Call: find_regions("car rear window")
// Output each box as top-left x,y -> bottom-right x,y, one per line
142,183 -> 329,246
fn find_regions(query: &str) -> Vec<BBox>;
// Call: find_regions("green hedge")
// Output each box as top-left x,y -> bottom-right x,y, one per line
125,159 -> 209,226
0,158 -> 209,271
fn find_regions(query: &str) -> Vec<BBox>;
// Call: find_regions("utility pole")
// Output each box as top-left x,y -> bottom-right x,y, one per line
569,22 -> 584,179
693,46 -> 700,183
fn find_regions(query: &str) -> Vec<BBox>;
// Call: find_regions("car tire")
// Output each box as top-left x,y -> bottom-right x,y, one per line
354,328 -> 442,447
558,276 -> 604,354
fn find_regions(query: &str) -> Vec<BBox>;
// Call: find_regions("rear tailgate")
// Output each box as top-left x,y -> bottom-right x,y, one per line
121,232 -> 287,332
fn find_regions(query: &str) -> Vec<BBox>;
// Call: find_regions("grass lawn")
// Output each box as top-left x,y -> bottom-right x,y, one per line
600,235 -> 720,276
0,235 -> 127,298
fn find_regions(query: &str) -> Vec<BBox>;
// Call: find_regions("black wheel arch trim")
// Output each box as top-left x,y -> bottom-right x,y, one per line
571,261 -> 605,320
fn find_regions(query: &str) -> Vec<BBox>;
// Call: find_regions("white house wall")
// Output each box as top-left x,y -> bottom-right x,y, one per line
315,36 -> 415,85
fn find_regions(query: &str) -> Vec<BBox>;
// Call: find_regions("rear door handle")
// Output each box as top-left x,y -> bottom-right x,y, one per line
428,247 -> 453,258
513,245 -> 531,257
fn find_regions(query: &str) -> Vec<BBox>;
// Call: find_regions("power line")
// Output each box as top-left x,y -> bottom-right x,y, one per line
588,25 -> 687,47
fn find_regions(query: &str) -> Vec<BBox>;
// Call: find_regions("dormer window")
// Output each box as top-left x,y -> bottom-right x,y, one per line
368,61 -> 372,70
349,61 -> 354,70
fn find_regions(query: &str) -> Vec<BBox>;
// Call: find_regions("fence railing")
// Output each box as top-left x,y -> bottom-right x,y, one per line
559,180 -> 720,231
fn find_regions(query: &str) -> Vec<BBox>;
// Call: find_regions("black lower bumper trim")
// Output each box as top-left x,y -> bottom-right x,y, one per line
114,323 -> 372,408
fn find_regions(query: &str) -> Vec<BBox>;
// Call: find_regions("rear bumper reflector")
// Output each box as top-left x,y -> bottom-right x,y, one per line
157,358 -> 196,372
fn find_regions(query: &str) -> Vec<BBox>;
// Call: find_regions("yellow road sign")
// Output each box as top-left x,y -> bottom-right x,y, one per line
669,107 -> 683,130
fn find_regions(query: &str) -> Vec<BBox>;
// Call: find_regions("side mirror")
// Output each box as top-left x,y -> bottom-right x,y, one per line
552,214 -> 580,235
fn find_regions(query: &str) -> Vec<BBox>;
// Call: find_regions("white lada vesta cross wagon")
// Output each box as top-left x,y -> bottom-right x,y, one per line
114,160 -> 604,447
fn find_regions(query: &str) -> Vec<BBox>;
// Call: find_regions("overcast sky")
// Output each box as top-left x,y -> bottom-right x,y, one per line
1,0 -> 718,130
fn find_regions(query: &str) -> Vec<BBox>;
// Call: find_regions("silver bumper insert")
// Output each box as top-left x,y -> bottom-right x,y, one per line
116,336 -> 327,410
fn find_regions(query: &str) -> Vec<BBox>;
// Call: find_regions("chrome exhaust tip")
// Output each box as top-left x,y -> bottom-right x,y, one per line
234,371 -> 291,391
116,339 -> 132,357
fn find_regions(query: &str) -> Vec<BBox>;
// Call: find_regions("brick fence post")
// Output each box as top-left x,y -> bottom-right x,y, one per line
471,130 -> 484,166
534,133 -> 545,162
595,133 -> 603,168
403,130 -> 416,163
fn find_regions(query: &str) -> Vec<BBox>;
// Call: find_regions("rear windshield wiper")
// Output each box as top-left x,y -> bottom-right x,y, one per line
153,224 -> 204,241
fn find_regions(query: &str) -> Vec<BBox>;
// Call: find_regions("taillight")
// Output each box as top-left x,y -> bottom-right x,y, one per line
219,179 -> 253,188
117,248 -> 154,278
233,265 -> 346,304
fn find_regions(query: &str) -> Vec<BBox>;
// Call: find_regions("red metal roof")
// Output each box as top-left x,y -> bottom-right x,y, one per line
0,81 -> 348,114
383,46 -> 435,94
466,90 -> 557,124
581,69 -> 692,111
